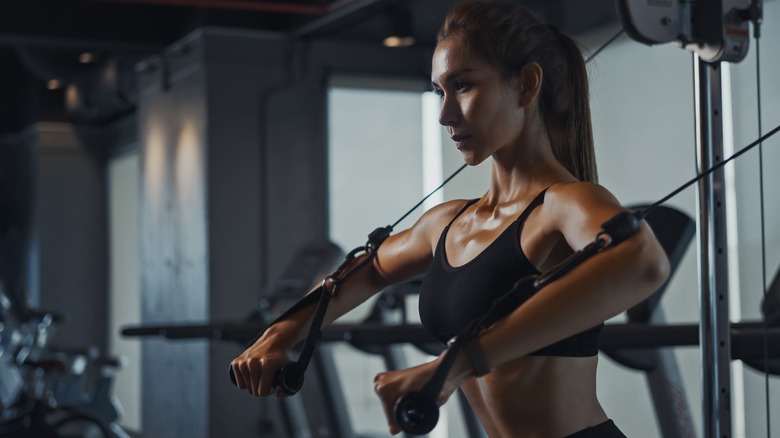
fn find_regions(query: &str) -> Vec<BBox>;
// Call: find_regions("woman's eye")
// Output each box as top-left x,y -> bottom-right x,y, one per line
454,81 -> 467,91
433,88 -> 444,99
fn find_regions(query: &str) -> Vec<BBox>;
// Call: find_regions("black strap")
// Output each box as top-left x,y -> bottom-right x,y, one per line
515,188 -> 549,224
445,198 -> 478,228
465,337 -> 491,377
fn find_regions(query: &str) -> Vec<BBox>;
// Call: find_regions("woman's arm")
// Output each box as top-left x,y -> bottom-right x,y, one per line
231,200 -> 470,396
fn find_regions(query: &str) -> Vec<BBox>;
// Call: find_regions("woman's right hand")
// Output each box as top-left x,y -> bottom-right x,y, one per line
230,332 -> 292,398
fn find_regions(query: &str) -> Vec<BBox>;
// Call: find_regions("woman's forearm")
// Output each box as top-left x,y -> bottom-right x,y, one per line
449,225 -> 670,380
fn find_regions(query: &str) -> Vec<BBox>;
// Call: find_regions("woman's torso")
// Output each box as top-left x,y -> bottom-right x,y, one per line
460,355 -> 606,437
418,187 -> 608,437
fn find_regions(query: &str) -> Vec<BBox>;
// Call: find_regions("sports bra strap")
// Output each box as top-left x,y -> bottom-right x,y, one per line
446,199 -> 479,228
514,188 -> 549,224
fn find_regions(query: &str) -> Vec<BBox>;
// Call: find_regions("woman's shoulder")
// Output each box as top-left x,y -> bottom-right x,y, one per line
544,181 -> 621,209
542,182 -> 625,230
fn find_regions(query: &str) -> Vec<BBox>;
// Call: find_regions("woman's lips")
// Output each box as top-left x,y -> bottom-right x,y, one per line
451,134 -> 470,148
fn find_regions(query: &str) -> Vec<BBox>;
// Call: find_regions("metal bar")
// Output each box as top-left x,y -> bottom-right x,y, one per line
311,346 -> 354,438
121,321 -> 780,357
279,395 -> 314,438
375,294 -> 434,438
693,55 -> 732,438
644,308 -> 697,438
647,348 -> 698,438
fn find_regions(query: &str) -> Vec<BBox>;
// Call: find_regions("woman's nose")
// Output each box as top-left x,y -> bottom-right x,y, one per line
438,96 -> 459,127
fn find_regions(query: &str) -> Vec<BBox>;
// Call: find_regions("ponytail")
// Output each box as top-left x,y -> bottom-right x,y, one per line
547,32 -> 597,183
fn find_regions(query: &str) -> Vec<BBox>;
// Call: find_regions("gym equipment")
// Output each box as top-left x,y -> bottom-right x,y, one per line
0,283 -> 129,438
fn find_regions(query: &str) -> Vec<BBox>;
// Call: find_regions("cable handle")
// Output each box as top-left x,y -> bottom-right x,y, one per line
393,319 -> 481,435
228,225 -> 392,394
228,359 -> 306,395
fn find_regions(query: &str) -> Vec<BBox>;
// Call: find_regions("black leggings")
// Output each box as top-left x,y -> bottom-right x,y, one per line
565,420 -> 626,437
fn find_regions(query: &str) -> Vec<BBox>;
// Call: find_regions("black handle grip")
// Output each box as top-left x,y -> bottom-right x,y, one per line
229,364 -> 237,385
275,362 -> 305,394
394,391 -> 440,435
228,361 -> 306,395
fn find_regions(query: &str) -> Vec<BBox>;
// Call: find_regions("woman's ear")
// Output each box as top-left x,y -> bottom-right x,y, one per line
518,62 -> 543,107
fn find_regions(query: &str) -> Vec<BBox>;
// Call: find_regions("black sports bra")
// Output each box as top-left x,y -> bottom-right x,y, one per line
418,189 -> 602,357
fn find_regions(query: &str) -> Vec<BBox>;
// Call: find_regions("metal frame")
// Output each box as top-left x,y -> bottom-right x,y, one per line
693,56 -> 733,438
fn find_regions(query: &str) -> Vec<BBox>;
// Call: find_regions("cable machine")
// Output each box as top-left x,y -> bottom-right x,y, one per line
617,0 -> 763,436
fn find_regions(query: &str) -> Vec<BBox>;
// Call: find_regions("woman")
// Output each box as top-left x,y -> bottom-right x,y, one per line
231,1 -> 670,436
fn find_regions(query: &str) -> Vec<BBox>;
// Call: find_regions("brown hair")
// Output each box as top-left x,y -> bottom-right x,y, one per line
438,0 -> 597,183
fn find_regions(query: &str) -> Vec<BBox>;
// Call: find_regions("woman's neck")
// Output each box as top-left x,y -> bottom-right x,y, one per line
484,135 -> 573,207
480,102 -> 576,206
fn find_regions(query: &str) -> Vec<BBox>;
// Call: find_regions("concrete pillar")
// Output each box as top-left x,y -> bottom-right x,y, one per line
136,28 -> 325,438
24,122 -> 108,352
136,28 -> 435,437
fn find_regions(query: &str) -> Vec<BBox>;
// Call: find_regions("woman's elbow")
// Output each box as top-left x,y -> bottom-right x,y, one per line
634,232 -> 671,298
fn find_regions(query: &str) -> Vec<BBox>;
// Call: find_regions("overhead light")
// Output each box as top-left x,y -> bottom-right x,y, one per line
384,6 -> 415,48
65,84 -> 80,111
47,79 -> 62,90
383,36 -> 415,48
79,52 -> 97,64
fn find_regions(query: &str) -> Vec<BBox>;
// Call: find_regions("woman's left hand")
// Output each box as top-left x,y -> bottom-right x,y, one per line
373,355 -> 464,435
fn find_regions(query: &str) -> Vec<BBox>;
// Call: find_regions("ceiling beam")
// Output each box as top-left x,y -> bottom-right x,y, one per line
88,0 -> 329,14
293,0 -> 403,38
0,34 -> 164,53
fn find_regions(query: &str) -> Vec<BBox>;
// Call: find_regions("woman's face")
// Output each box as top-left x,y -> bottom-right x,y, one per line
431,37 -> 526,165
